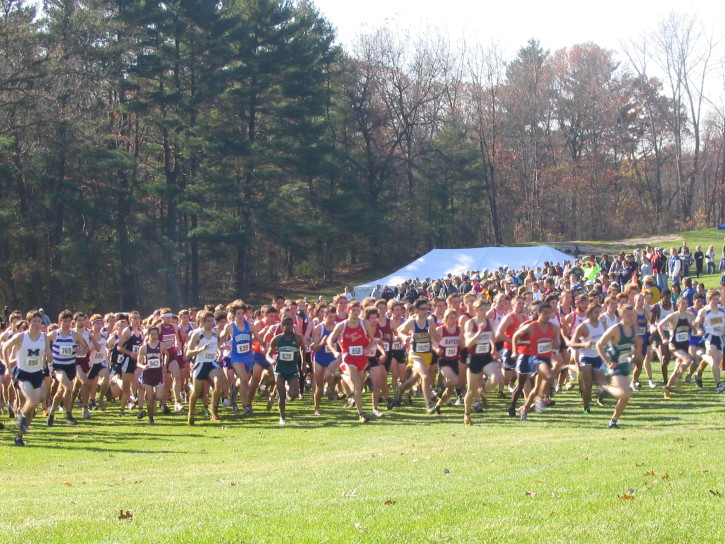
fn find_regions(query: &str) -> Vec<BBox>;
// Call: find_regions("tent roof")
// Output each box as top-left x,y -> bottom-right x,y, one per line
353,246 -> 572,298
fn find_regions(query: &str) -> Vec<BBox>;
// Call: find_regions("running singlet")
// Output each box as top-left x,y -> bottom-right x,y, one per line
609,324 -> 635,364
670,316 -> 691,350
145,343 -> 163,369
522,322 -> 556,358
276,334 -> 301,367
377,317 -> 394,353
471,320 -> 493,356
410,319 -> 432,355
314,324 -> 336,366
230,321 -> 253,362
703,308 -> 725,337
338,321 -> 369,366
364,327 -> 382,358
89,333 -> 108,366
502,313 -> 524,351
579,320 -> 605,359
193,331 -> 218,365
635,311 -> 649,338
17,331 -> 46,373
52,331 -> 76,365
438,326 -> 460,361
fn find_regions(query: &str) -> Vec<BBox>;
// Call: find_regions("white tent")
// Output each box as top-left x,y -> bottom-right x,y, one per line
353,245 -> 572,300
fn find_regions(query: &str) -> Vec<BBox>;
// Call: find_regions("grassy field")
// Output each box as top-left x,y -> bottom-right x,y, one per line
2,376 -> 724,544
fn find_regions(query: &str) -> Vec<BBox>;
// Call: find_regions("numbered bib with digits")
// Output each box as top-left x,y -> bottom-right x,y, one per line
147,355 -> 161,369
445,347 -> 458,357
475,343 -> 490,355
414,342 -> 430,353
236,343 -> 250,354
278,350 -> 295,362
675,331 -> 689,342
383,341 -> 390,352
26,357 -> 42,369
638,326 -> 647,336
60,346 -> 74,357
349,346 -> 364,357
132,345 -> 140,354
537,340 -> 552,355
392,341 -> 403,351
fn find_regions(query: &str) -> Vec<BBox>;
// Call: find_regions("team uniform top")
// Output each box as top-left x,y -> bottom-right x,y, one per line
502,312 -> 524,352
522,322 -> 556,359
16,331 -> 47,373
52,331 -> 76,366
230,321 -> 253,363
275,334 -> 301,368
469,320 -> 494,358
377,318 -> 394,353
313,323 -> 336,366
670,316 -> 691,351
579,320 -> 605,360
410,319 -> 432,356
437,325 -> 461,361
607,324 -> 635,376
338,321 -> 369,366
192,330 -> 219,365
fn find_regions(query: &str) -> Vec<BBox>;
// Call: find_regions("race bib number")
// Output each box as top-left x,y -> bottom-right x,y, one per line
278,350 -> 295,362
638,326 -> 647,336
675,331 -> 688,343
392,341 -> 403,351
619,346 -> 632,360
537,340 -> 552,355
712,321 -> 724,335
475,343 -> 490,355
383,341 -> 390,352
132,345 -> 140,354
60,346 -> 73,357
445,347 -> 458,358
162,334 -> 176,345
147,356 -> 161,369
236,343 -> 250,354
202,351 -> 216,362
414,342 -> 430,353
349,346 -> 364,357
26,357 -> 42,369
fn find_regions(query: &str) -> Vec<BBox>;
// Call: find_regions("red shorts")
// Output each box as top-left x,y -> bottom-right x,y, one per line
75,356 -> 91,374
167,348 -> 187,370
341,353 -> 367,372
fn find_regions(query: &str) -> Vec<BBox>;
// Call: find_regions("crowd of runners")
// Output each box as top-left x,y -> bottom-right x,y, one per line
2,244 -> 724,447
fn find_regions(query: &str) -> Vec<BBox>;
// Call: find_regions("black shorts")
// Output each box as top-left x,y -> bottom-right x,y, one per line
383,353 -> 392,372
430,353 -> 439,367
500,348 -> 517,371
121,356 -> 137,375
438,358 -> 459,375
54,363 -> 77,381
468,354 -> 493,374
390,350 -> 407,364
88,362 -> 107,380
366,356 -> 381,369
14,368 -> 45,389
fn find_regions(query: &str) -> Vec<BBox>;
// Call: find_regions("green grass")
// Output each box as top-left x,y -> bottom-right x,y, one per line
2,377 -> 724,543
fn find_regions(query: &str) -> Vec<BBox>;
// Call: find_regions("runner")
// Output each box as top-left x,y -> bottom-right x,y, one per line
463,300 -> 499,424
46,310 -> 89,425
495,296 -> 528,397
268,316 -> 304,425
158,308 -> 185,412
428,308 -> 465,416
136,326 -> 169,424
395,298 -> 442,412
311,306 -> 339,415
657,297 -> 694,399
596,305 -> 643,428
87,314 -> 110,411
116,311 -> 144,416
568,303 -> 607,413
692,289 -> 725,392
2,311 -> 48,446
363,307 -> 388,418
514,301 -> 559,420
186,310 -> 223,424
72,313 -> 97,420
630,293 -> 656,390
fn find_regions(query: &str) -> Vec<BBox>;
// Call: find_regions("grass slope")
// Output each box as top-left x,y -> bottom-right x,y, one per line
2,378 -> 724,544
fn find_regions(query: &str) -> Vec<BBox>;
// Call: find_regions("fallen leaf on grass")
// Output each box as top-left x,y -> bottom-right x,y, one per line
383,500 -> 396,505
635,463 -> 644,467
118,510 -> 133,520
354,523 -> 366,533
662,473 -> 670,480
619,494 -> 636,500
709,490 -> 721,497
342,489 -> 358,498
699,470 -> 710,474
64,483 -> 73,487
644,471 -> 655,476
133,480 -> 142,484
525,491 -> 537,497
443,468 -> 450,475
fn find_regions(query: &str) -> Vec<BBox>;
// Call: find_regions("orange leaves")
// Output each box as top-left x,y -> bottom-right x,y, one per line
383,500 -> 396,506
64,482 -> 73,487
619,493 -> 636,500
118,510 -> 133,520
644,471 -> 655,476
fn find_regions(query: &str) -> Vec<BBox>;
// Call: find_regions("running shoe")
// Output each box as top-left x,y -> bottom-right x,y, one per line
47,412 -> 55,426
685,375 -> 693,384
717,383 -> 725,393
243,405 -> 253,415
98,399 -> 107,411
17,411 -> 28,433
118,410 -> 126,417
648,380 -> 657,389
555,385 -> 562,394
386,397 -> 395,410
507,406 -> 516,418
14,434 -> 25,447
663,387 -> 671,400
83,407 -> 91,420
314,409 -> 322,417
372,409 -> 384,418
137,409 -> 147,419
209,414 -> 221,422
231,404 -> 239,414
454,395 -> 463,406
174,402 -> 184,412
148,417 -> 155,425
64,414 -> 78,425
519,407 -> 528,421
583,407 -> 591,414
565,382 -> 576,390
695,377 -> 703,388
464,415 -> 473,426
426,406 -> 441,415
534,399 -> 547,414
222,398 -> 232,407
608,420 -> 620,429
473,401 -> 482,413
161,404 -> 170,415
358,414 -> 368,423
279,418 -> 287,425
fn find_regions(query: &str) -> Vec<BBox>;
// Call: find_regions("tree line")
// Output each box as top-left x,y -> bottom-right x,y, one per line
1,0 -> 723,313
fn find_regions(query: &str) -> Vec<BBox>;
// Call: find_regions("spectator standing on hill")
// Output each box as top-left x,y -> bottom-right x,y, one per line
694,246 -> 704,278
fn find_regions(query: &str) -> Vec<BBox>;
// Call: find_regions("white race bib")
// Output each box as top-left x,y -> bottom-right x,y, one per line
147,356 -> 161,369
537,340 -> 552,355
414,342 -> 430,353
675,331 -> 688,342
236,343 -> 250,354
445,347 -> 458,358
383,341 -> 390,352
475,343 -> 490,355
349,346 -> 364,356
392,341 -> 403,350
278,350 -> 295,362
26,357 -> 42,369
60,346 -> 74,357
